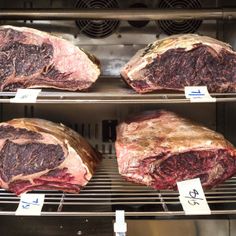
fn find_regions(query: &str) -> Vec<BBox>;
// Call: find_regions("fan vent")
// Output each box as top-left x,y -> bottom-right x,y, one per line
75,0 -> 120,38
158,0 -> 202,35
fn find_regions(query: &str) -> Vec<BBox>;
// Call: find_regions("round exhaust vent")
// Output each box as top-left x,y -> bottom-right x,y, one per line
157,0 -> 202,35
75,0 -> 120,38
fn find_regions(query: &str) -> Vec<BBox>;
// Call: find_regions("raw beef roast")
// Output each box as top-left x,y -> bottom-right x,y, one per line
0,118 -> 101,195
115,110 -> 236,190
0,25 -> 100,91
121,34 -> 236,93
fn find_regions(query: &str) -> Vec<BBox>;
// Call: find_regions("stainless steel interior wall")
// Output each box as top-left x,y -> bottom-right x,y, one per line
0,0 -> 236,235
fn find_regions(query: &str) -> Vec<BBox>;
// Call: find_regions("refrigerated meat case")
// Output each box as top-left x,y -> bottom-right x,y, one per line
0,0 -> 236,235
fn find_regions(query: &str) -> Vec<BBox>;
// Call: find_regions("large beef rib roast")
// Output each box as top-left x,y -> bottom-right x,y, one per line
0,25 -> 100,91
0,118 -> 101,195
121,34 -> 236,93
115,110 -> 236,190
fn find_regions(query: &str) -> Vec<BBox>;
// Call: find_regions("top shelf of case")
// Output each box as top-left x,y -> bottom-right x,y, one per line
1,78 -> 236,104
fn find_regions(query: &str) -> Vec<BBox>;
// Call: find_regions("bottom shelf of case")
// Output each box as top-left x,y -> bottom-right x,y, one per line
1,155 -> 236,219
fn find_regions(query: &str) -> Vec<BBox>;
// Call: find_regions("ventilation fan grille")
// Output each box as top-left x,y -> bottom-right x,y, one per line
75,0 -> 120,38
158,0 -> 202,35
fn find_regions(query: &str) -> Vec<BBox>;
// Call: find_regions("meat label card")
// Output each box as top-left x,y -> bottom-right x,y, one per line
15,193 -> 45,216
10,89 -> 41,103
177,178 -> 211,215
184,86 -> 216,103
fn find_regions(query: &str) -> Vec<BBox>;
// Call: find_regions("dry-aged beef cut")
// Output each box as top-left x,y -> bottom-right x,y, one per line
0,25 -> 100,91
121,34 -> 236,93
115,110 -> 236,190
0,118 -> 101,195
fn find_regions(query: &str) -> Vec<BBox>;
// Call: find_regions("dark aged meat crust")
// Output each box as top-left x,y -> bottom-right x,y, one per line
0,118 -> 101,195
115,110 -> 236,190
0,25 -> 100,91
121,34 -> 236,93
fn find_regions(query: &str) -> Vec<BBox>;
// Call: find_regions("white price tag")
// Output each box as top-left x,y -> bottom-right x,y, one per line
184,86 -> 216,103
15,193 -> 45,216
10,89 -> 41,103
177,178 -> 211,215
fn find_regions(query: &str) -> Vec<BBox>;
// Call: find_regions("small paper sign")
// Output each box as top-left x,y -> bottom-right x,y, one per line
184,86 -> 216,103
177,178 -> 211,215
15,193 -> 45,216
10,89 -> 41,103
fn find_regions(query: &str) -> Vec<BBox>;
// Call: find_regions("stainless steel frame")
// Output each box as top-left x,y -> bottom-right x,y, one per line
0,8 -> 236,20
0,0 -> 236,235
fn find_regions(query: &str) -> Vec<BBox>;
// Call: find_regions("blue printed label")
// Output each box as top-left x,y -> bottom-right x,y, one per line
184,86 -> 216,102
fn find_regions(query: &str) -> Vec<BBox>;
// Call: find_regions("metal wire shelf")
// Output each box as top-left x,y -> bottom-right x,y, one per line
1,155 -> 236,218
1,78 -> 236,104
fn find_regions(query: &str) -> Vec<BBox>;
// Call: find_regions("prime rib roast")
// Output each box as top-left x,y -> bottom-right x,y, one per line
115,110 -> 236,190
121,34 -> 236,93
0,118 -> 101,195
0,25 -> 100,91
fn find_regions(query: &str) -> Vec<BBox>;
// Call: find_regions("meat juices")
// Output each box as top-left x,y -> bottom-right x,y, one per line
0,25 -> 100,91
115,110 -> 236,190
121,34 -> 236,93
0,118 -> 101,195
